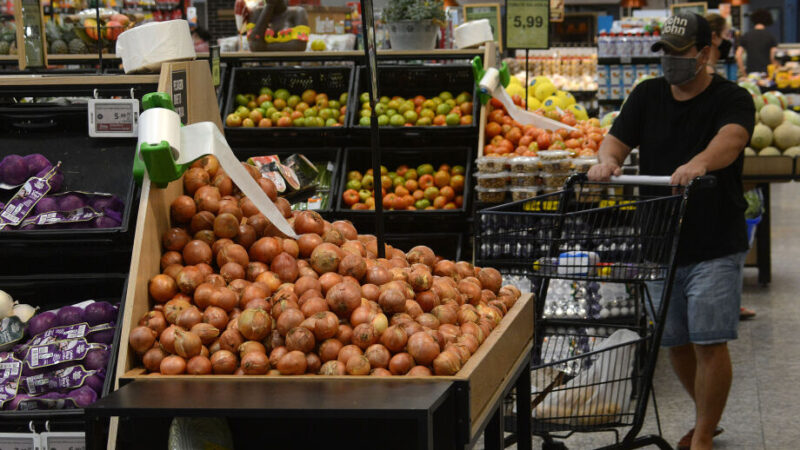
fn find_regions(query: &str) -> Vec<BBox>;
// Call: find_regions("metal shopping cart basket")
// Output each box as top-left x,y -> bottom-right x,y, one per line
475,173 -> 714,449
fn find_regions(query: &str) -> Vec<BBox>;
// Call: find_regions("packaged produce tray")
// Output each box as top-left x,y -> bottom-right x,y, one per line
334,146 -> 472,221
0,104 -> 138,275
114,176 -> 533,443
222,66 -> 354,145
0,273 -> 127,429
349,64 -> 479,143
230,147 -> 342,215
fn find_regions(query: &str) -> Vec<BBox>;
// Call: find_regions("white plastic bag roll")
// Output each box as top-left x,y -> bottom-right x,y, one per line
117,20 -> 197,73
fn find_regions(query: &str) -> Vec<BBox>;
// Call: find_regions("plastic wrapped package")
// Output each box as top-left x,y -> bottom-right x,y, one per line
510,186 -> 539,201
541,159 -> 572,174
509,156 -> 540,173
475,186 -> 507,203
475,156 -> 508,173
475,171 -> 509,189
509,173 -> 538,187
573,157 -> 598,174
542,173 -> 570,188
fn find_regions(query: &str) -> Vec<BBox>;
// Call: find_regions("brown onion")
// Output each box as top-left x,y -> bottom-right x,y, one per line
161,251 -> 183,271
337,345 -> 363,364
319,360 -> 346,375
365,266 -> 392,286
142,347 -> 167,372
218,329 -> 245,353
378,288 -> 406,314
282,239 -> 300,258
271,252 -> 298,283
250,237 -> 282,264
407,332 -> 440,366
269,346 -> 288,368
276,308 -> 304,336
431,305 -> 458,325
379,325 -> 407,353
217,243 -> 249,268
351,323 -> 378,350
245,262 -> 269,283
404,300 -> 423,319
139,311 -> 167,336
189,211 -> 215,235
458,333 -> 480,354
341,240 -> 366,257
160,355 -> 187,375
149,274 -> 177,303
312,311 -> 338,341
277,350 -> 307,375
360,283 -> 380,302
455,261 -> 475,280
171,195 -> 197,224
298,233 -> 323,258
202,306 -> 228,330
389,353 -> 415,375
461,322 -> 485,344
310,243 -> 342,274
417,313 -> 440,330
364,344 -> 391,369
182,240 -> 213,266
433,351 -> 462,375
186,355 -> 212,375
338,254 -> 367,280
407,366 -> 432,376
294,211 -> 325,235
305,353 -> 321,374
174,329 -> 202,358
415,289 -> 440,312
164,298 -> 191,324
336,324 -> 353,345
158,325 -> 181,354
318,272 -> 343,295
176,306 -> 202,329
256,271 -> 282,293
285,327 -> 315,353
211,350 -> 238,374
326,282 -> 361,319
236,308 -> 272,341
345,355 -> 371,375
191,323 -> 220,345
406,246 -> 436,268
129,326 -> 157,355
371,368 -> 392,376
241,351 -> 270,375
319,338 -> 343,362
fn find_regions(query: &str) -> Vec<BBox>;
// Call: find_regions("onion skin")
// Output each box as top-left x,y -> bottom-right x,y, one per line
371,368 -> 392,376
319,339 -> 343,362
237,308 -> 272,341
159,325 -> 182,354
143,347 -> 167,372
285,327 -> 315,354
326,281 -> 361,319
129,326 -> 157,355
345,355 -> 371,375
241,351 -> 270,375
186,356 -> 213,375
365,344 -> 391,369
433,351 -> 462,375
407,366 -> 433,377
319,360 -> 346,375
174,329 -> 202,358
388,353 -> 415,375
149,274 -> 177,303
407,332 -> 440,366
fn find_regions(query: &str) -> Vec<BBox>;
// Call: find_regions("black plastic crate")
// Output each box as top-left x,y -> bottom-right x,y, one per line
0,273 -> 127,431
384,232 -> 465,262
0,104 -> 139,275
349,64 -> 479,144
334,147 -> 472,225
230,147 -> 342,216
223,66 -> 354,146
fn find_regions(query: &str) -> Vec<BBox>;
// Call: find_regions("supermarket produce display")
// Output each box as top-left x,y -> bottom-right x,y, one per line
741,82 -> 800,156
353,90 -> 474,127
127,155 -> 522,377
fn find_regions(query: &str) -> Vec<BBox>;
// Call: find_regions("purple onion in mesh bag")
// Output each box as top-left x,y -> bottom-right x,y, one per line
23,154 -> 51,177
88,328 -> 114,345
67,385 -> 97,408
28,311 -> 58,335
92,215 -> 121,228
84,348 -> 110,371
19,223 -> 37,230
89,195 -> 124,214
35,165 -> 64,192
56,305 -> 84,326
0,201 -> 4,210
85,372 -> 105,394
5,393 -> 31,411
57,194 -> 84,211
34,197 -> 59,215
85,302 -> 116,326
0,155 -> 27,185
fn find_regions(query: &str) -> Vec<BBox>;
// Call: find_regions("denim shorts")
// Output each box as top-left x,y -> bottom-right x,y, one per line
647,252 -> 747,347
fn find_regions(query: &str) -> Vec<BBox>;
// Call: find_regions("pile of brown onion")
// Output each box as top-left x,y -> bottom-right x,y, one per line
130,155 -> 522,377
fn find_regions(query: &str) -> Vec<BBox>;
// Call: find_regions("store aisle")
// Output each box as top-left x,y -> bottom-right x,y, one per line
489,182 -> 800,449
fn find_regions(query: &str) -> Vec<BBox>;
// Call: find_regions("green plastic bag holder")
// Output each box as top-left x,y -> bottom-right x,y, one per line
133,92 -> 195,188
471,56 -> 510,105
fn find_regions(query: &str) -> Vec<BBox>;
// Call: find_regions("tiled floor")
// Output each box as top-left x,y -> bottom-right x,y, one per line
482,182 -> 800,449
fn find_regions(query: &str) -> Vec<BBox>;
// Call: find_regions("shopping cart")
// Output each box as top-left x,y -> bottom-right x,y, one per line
475,173 -> 714,449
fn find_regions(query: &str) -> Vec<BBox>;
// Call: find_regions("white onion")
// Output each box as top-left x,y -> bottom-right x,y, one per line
12,303 -> 37,323
0,290 -> 13,319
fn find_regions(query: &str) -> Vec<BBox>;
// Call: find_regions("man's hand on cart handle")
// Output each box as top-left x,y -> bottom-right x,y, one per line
588,162 -> 621,182
670,160 -> 707,187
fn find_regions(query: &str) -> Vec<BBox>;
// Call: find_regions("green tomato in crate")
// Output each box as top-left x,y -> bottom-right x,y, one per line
377,115 -> 389,126
358,189 -> 371,202
360,92 -> 370,104
259,87 -> 273,97
304,108 -> 318,118
236,106 -> 251,120
415,198 -> 431,209
403,110 -> 418,124
393,176 -> 404,188
260,100 -> 274,110
347,170 -> 362,181
417,164 -> 434,176
445,113 -> 460,126
404,169 -> 418,180
274,89 -> 290,101
452,165 -> 466,176
319,109 -> 332,120
439,91 -> 453,101
445,99 -> 456,108
314,117 -> 327,127
235,94 -> 249,107
359,116 -> 371,127
270,112 -> 283,123
265,107 -> 278,117
436,103 -> 452,115
398,102 -> 414,114
420,109 -> 435,119
360,109 -> 372,118
386,109 -> 397,117
361,102 -> 371,111
389,115 -> 405,127
432,97 -> 443,106
455,92 -> 472,104
292,118 -> 305,127
287,95 -> 301,108
339,92 -> 349,104
379,96 -> 390,104
416,117 -> 433,126
387,99 -> 400,110
422,99 -> 435,110
329,100 -> 341,110
346,179 -> 362,190
326,118 -> 338,127
374,103 -> 387,115
361,174 -> 374,190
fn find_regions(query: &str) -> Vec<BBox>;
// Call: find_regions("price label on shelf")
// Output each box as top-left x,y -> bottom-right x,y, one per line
506,0 -> 550,49
87,99 -> 139,138
0,433 -> 39,450
40,431 -> 85,450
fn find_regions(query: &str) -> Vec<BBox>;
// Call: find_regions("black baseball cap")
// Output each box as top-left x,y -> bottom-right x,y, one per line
652,13 -> 712,53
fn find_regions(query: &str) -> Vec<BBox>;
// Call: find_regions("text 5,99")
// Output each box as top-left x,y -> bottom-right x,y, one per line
512,15 -> 544,29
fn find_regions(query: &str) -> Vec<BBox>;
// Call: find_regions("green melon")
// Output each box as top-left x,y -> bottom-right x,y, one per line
752,94 -> 765,112
751,123 -> 773,150
744,147 -> 757,156
758,146 -> 781,156
783,146 -> 800,157
739,81 -> 761,96
773,123 -> 800,150
784,110 -> 800,126
760,104 -> 784,129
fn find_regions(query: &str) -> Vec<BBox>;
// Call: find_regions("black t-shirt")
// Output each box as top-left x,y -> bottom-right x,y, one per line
740,29 -> 777,73
609,75 -> 755,265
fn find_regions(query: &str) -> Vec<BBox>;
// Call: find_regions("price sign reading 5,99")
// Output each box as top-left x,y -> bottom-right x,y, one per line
506,0 -> 550,49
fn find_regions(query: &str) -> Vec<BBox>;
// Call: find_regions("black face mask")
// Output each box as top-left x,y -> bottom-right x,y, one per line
718,39 -> 732,58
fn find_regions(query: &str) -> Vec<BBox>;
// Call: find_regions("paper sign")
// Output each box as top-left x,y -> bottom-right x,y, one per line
506,0 -> 550,49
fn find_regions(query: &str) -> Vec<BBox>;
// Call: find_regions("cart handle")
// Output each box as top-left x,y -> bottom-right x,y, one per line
570,173 -> 716,189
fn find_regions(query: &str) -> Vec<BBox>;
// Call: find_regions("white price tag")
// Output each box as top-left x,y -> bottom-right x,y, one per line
40,432 -> 84,450
0,432 -> 39,450
87,99 -> 139,138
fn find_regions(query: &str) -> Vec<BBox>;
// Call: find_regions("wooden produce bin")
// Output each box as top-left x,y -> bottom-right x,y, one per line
114,174 -> 535,444
743,155 -> 795,178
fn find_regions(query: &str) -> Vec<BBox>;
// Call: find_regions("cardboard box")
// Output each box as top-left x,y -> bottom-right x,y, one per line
304,6 -> 351,34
